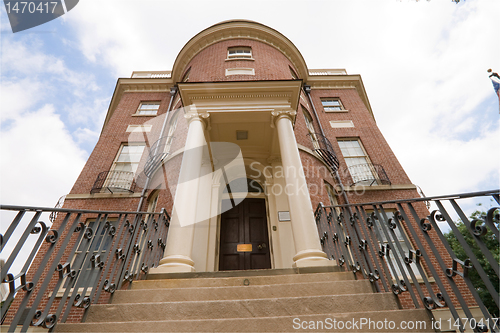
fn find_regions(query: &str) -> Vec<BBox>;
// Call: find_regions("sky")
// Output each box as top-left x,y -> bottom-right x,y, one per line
1,0 -> 499,215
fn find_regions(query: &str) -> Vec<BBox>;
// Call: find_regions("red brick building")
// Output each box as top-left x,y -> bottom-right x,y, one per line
60,19 -> 424,274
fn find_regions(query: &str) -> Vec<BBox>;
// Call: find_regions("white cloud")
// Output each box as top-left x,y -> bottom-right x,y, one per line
0,104 -> 87,207
0,78 -> 43,121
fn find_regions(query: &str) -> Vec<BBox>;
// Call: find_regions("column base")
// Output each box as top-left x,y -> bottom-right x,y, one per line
151,255 -> 196,274
292,249 -> 335,268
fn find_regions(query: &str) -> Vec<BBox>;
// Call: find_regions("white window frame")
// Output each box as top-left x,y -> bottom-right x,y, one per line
302,107 -> 320,150
136,102 -> 160,116
103,144 -> 145,192
337,139 -> 377,185
369,210 -> 423,281
58,218 -> 117,296
321,98 -> 347,112
226,47 -> 253,60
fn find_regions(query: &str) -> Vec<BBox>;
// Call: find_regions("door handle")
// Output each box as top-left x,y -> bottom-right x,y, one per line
257,243 -> 267,250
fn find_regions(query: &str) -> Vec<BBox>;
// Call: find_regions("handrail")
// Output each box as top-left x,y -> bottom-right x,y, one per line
306,132 -> 340,171
343,163 -> 390,186
90,170 -> 138,194
315,189 -> 500,333
1,205 -> 170,330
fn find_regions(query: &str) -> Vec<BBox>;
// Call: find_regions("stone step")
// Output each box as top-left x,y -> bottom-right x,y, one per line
133,271 -> 354,290
55,309 -> 433,332
85,293 -> 399,323
113,279 -> 373,303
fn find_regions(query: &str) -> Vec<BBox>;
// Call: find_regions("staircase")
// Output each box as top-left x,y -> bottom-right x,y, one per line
54,268 -> 434,332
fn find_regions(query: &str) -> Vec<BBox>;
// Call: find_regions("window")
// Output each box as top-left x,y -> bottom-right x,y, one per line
162,110 -> 179,155
136,102 -> 160,115
181,67 -> 191,82
290,67 -> 298,79
227,47 -> 253,60
321,98 -> 346,112
370,211 -> 422,280
61,218 -> 117,292
324,182 -> 338,207
338,139 -> 376,185
112,144 -> 145,174
303,107 -> 319,149
104,144 -> 145,192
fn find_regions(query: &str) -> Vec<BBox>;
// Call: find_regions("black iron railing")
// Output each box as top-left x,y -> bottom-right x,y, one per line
143,136 -> 174,178
315,190 -> 499,333
344,163 -> 391,186
307,133 -> 340,171
0,205 -> 170,331
90,170 -> 137,194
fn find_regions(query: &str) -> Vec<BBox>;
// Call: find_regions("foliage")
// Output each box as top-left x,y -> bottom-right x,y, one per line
444,209 -> 499,317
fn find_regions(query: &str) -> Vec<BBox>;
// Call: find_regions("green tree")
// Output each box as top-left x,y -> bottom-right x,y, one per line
444,209 -> 499,317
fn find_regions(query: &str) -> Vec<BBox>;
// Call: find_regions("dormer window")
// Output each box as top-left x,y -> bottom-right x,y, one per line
227,47 -> 253,60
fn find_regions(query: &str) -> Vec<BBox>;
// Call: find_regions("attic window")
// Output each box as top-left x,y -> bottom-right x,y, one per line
181,67 -> 191,82
227,47 -> 253,60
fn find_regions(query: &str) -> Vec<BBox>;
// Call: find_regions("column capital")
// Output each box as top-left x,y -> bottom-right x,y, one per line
185,112 -> 210,129
271,109 -> 296,127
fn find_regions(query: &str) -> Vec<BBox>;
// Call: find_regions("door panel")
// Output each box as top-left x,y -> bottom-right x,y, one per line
219,198 -> 271,271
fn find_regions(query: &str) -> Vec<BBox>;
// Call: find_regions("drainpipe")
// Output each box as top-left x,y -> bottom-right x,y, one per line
303,85 -> 350,206
135,86 -> 178,212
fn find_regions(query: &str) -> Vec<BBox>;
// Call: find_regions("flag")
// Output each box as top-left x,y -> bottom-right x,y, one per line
489,71 -> 500,113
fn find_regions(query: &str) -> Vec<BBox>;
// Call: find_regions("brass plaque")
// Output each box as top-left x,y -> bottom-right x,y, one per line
237,244 -> 252,252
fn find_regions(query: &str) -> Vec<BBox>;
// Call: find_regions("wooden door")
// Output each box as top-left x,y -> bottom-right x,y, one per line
219,198 -> 271,270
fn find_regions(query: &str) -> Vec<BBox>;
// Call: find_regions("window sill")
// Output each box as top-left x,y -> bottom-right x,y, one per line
324,109 -> 349,113
132,114 -> 157,117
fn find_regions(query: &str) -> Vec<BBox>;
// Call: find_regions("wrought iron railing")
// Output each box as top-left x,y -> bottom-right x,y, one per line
90,170 -> 137,194
143,136 -> 174,178
344,163 -> 391,186
0,205 -> 170,331
307,133 -> 340,171
315,190 -> 499,333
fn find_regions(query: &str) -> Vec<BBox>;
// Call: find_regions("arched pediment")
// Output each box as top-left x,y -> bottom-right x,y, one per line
172,20 -> 309,82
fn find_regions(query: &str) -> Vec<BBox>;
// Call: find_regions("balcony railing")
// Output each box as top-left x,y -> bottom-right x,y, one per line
315,190 -> 499,333
0,205 -> 170,331
344,163 -> 390,186
307,133 -> 340,171
143,136 -> 173,178
90,170 -> 137,194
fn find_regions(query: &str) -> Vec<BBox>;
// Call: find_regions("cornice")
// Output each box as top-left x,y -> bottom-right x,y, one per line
171,20 -> 309,82
177,80 -> 302,114
101,78 -> 175,134
306,74 -> 375,122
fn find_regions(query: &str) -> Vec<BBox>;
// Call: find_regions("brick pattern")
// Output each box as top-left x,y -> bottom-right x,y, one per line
181,39 -> 299,82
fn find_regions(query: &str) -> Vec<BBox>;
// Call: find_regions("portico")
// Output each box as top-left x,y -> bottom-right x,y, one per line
152,80 -> 331,274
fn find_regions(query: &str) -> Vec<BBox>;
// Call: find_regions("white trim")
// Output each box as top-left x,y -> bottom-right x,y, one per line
126,125 -> 152,132
329,120 -> 354,128
225,68 -> 255,76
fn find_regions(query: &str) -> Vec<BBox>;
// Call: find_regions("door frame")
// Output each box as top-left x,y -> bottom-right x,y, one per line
216,191 -> 273,271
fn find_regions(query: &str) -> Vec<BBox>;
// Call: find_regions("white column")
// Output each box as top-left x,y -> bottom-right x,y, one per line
153,113 -> 209,273
273,111 -> 331,268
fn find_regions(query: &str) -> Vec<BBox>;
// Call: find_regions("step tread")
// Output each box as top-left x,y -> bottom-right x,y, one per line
132,271 -> 355,289
113,280 -> 373,303
56,309 -> 433,332
86,293 -> 399,322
